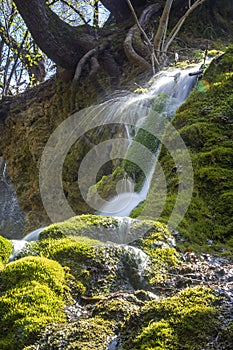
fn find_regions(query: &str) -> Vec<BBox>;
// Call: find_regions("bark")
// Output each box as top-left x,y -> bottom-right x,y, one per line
14,0 -> 97,70
124,4 -> 161,71
100,0 -> 148,22
154,0 -> 174,53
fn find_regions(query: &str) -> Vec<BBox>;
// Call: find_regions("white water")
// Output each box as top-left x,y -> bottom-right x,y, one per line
9,65 -> 200,254
98,66 -> 199,217
9,227 -> 47,261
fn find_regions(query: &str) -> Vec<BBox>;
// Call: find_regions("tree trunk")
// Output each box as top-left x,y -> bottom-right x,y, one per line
100,0 -> 148,22
14,0 -> 97,70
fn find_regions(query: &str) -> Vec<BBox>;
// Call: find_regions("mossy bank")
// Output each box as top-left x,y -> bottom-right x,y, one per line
1,215 -> 233,349
140,47 -> 233,254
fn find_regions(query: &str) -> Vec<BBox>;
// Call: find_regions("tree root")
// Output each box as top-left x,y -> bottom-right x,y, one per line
124,3 -> 161,72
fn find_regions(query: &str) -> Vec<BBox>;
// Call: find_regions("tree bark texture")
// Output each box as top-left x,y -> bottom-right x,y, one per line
14,0 -> 97,70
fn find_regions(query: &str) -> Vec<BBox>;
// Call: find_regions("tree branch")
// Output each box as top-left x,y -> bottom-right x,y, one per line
163,0 -> 207,53
14,0 -> 97,70
73,38 -> 111,81
153,0 -> 173,53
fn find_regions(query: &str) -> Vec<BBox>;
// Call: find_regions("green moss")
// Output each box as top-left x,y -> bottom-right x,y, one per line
39,214 -> 119,241
134,221 -> 180,283
123,94 -> 172,191
142,48 -> 233,253
87,166 -> 126,205
23,317 -> 114,350
0,282 -> 66,350
1,256 -> 65,293
123,287 -> 218,350
93,296 -> 141,330
0,236 -> 13,264
0,256 -> 67,350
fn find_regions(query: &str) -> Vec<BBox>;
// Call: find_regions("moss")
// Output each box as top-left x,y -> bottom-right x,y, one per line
19,236 -> 96,291
123,94 -> 172,191
123,287 -> 219,350
142,47 -> 233,253
0,236 -> 13,264
1,256 -> 65,293
92,295 -> 141,330
23,317 -> 115,350
87,166 -> 126,205
39,214 -> 119,241
131,221 -> 180,283
0,257 -> 67,350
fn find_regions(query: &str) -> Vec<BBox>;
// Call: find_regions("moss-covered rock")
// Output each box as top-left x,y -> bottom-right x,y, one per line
23,317 -> 115,350
1,256 -> 65,292
0,256 -> 67,350
17,216 -> 182,294
142,48 -> 233,253
122,286 -> 219,350
0,236 -> 13,264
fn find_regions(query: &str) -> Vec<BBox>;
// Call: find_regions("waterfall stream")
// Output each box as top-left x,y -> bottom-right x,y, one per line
10,65 -> 200,257
98,66 -> 199,217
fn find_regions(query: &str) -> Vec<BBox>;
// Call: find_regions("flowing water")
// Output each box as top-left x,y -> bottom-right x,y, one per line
9,227 -> 47,261
10,65 -> 200,256
98,66 -> 199,217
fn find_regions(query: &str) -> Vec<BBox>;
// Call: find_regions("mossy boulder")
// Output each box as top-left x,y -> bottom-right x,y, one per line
1,256 -> 65,292
17,216 -> 181,294
0,256 -> 67,350
23,317 -> 115,350
19,235 -> 151,295
0,236 -> 13,264
122,287 -> 219,350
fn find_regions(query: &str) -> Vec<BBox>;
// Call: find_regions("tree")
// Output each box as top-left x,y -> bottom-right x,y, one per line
0,0 -> 46,96
1,0 -> 229,93
12,0 -> 211,83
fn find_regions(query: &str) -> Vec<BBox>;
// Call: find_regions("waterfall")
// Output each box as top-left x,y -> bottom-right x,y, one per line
98,66 -> 199,217
10,65 -> 199,256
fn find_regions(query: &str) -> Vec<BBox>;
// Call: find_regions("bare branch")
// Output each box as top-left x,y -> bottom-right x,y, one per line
59,0 -> 88,24
153,0 -> 173,53
73,38 -> 111,82
124,26 -> 152,71
163,0 -> 207,53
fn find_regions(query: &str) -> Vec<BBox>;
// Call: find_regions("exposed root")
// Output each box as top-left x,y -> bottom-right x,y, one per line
89,56 -> 106,96
124,3 -> 161,72
73,38 -> 112,82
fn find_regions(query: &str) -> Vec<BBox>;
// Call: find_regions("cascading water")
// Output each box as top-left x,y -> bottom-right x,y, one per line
10,65 -> 200,255
9,227 -> 47,261
98,66 -> 199,218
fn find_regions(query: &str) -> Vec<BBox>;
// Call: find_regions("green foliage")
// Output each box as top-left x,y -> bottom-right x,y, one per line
0,236 -> 13,264
0,257 -> 67,350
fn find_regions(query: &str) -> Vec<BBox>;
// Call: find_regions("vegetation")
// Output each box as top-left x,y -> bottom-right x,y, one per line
0,256 -> 67,349
0,236 -> 12,264
0,1 -> 232,349
142,47 -> 233,254
122,287 -> 219,350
